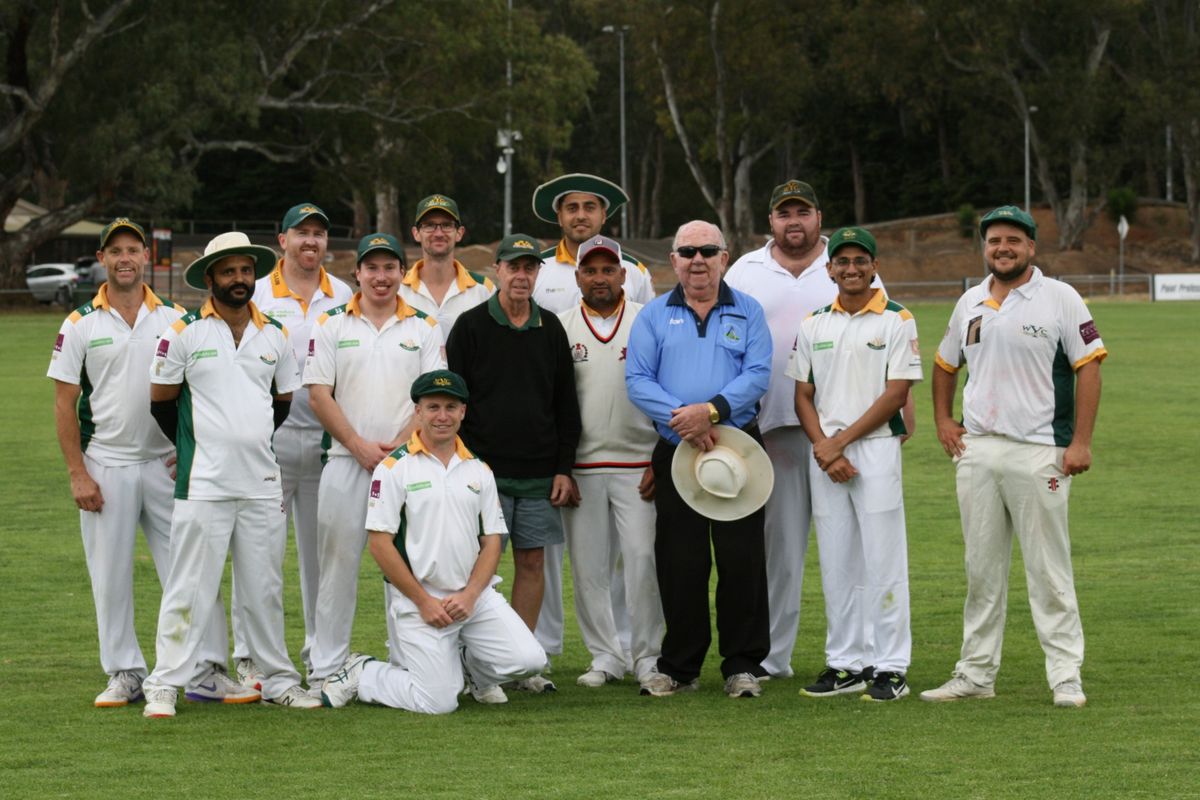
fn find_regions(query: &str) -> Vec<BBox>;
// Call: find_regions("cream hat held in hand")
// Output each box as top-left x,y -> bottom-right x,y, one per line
671,426 -> 774,522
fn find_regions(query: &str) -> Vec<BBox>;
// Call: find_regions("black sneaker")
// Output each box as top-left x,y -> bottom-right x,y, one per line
799,666 -> 873,697
862,671 -> 909,702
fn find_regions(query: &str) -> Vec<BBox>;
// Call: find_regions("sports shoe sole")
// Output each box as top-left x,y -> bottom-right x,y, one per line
799,683 -> 866,698
184,691 -> 261,704
95,695 -> 142,708
919,688 -> 996,702
861,685 -> 911,702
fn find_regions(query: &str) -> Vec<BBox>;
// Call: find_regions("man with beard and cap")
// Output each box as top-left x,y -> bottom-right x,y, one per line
239,203 -> 353,692
447,234 -> 581,701
530,172 -> 654,665
141,232 -> 320,717
922,206 -> 1106,709
400,194 -> 494,343
305,233 -> 443,693
48,218 -> 242,709
557,235 -> 664,693
725,180 -> 907,679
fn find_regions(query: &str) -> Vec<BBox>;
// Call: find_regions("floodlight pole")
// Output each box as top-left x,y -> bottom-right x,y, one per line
1024,105 -> 1038,213
603,24 -> 631,238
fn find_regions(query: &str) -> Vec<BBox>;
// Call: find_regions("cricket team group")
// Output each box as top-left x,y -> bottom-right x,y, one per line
48,172 -> 1107,719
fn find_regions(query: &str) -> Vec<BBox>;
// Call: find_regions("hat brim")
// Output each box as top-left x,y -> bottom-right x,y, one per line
532,173 -> 629,224
184,245 -> 278,290
358,245 -> 404,264
670,427 -> 774,522
100,223 -> 147,248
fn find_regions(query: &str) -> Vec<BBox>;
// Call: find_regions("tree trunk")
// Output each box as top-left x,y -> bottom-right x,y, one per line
1058,139 -> 1091,250
731,137 -> 756,257
349,187 -> 371,240
850,142 -> 866,224
1180,128 -> 1200,262
374,182 -> 400,236
650,133 -> 664,240
937,115 -> 952,187
0,195 -> 96,289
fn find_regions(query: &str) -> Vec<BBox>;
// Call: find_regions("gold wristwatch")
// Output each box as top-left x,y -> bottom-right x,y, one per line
707,402 -> 720,424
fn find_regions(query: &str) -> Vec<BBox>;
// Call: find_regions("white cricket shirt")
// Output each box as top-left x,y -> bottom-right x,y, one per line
533,239 -> 655,314
47,284 -> 185,464
303,294 -> 445,459
787,288 -> 923,439
151,299 -> 302,500
398,259 -> 494,344
935,267 -> 1107,447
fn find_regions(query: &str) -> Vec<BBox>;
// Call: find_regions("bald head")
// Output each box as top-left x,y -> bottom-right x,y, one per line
670,220 -> 729,300
672,220 -> 727,251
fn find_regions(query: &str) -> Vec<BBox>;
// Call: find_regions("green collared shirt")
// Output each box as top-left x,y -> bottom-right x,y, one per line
487,293 -> 542,331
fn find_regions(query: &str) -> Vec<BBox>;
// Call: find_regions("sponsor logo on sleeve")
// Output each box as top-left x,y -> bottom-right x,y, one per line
54,333 -> 65,353
1079,320 -> 1100,345
370,479 -> 382,499
308,338 -> 315,357
156,338 -> 170,358
910,338 -> 920,356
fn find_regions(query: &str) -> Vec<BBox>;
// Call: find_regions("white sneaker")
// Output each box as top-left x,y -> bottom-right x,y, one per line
639,671 -> 699,697
143,685 -> 178,718
185,665 -> 261,704
506,674 -> 557,693
919,674 -> 996,702
265,684 -> 323,709
467,683 -> 509,705
235,657 -> 264,691
95,671 -> 143,707
321,653 -> 375,708
724,672 -> 762,699
1053,680 -> 1087,708
576,669 -> 618,688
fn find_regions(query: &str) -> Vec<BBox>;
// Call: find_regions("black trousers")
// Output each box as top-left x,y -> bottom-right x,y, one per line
651,428 -> 770,682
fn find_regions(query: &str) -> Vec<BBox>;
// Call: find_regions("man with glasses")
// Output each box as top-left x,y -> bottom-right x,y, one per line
243,203 -> 353,691
447,234 -> 581,700
401,194 -> 494,343
626,220 -> 772,699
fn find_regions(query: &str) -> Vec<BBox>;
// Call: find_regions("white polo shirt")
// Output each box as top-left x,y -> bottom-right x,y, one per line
787,289 -> 923,439
533,239 -> 655,314
558,298 -> 657,472
398,260 -> 494,344
47,284 -> 185,465
303,294 -> 444,459
253,261 -> 353,430
935,267 -> 1107,447
365,433 -> 508,594
151,300 -> 302,500
726,238 -> 885,433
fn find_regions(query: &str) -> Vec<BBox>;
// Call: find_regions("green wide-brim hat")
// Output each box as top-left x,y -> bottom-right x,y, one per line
979,205 -> 1037,241
184,231 -> 278,290
828,226 -> 877,259
531,173 -> 628,224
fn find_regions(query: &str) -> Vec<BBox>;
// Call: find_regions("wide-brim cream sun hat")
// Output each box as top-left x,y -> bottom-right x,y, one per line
184,231 -> 278,290
670,426 -> 774,522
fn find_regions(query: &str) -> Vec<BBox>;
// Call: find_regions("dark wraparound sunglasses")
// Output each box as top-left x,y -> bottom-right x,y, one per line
674,245 -> 723,259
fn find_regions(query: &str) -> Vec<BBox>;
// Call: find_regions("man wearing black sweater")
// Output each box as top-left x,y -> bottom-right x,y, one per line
446,233 -> 581,696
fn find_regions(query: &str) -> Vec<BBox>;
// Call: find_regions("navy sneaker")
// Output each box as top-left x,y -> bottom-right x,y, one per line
862,671 -> 910,702
799,666 -> 874,697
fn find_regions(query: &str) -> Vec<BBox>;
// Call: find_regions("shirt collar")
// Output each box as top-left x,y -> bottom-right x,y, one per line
831,287 -> 887,315
404,259 -> 479,292
407,431 -> 474,460
582,294 -> 625,319
487,292 -> 542,329
972,266 -> 1044,308
268,259 -> 335,300
554,238 -> 576,267
345,293 -> 418,320
91,283 -> 163,312
200,298 -> 269,329
665,281 -> 736,307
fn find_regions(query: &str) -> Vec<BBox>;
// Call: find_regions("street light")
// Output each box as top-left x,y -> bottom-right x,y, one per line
1024,105 -> 1038,213
602,24 -> 631,239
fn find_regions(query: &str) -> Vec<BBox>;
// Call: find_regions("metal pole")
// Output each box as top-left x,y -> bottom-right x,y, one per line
504,0 -> 513,236
1024,112 -> 1031,213
1166,125 -> 1174,202
618,29 -> 628,239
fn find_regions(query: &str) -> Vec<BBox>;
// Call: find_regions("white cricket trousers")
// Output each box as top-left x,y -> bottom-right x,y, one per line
81,454 -> 225,677
954,434 -> 1084,689
760,426 -> 813,677
359,583 -> 546,714
810,437 -> 911,674
233,423 -> 323,674
534,541 -> 565,656
563,472 -> 664,679
146,498 -> 301,698
310,456 -> 371,680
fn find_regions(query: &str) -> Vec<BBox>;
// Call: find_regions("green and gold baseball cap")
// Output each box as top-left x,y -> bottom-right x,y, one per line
356,232 -> 405,264
410,369 -> 469,402
281,202 -> 329,231
769,180 -> 819,211
99,217 -> 147,248
414,194 -> 461,225
828,226 -> 877,259
495,233 -> 543,263
979,205 -> 1037,241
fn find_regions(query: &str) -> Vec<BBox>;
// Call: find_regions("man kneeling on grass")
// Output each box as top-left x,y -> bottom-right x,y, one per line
320,370 -> 546,714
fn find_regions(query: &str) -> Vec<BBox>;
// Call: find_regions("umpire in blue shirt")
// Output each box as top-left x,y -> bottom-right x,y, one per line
626,220 -> 773,698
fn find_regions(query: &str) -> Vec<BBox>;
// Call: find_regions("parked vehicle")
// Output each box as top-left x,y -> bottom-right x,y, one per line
75,256 -> 102,283
26,263 -> 79,305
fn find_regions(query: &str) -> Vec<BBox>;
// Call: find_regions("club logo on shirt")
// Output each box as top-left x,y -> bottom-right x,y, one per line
53,333 -> 65,353
866,338 -> 886,350
1021,324 -> 1049,340
399,340 -> 419,351
370,479 -> 382,499
722,326 -> 741,343
466,481 -> 481,495
619,346 -> 627,361
259,353 -> 277,365
571,342 -> 589,362
1079,320 -> 1100,345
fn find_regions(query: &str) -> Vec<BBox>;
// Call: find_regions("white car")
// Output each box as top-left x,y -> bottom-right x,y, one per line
26,263 -> 80,305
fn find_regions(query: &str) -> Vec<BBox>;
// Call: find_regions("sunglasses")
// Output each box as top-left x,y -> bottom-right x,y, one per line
674,245 -> 723,259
